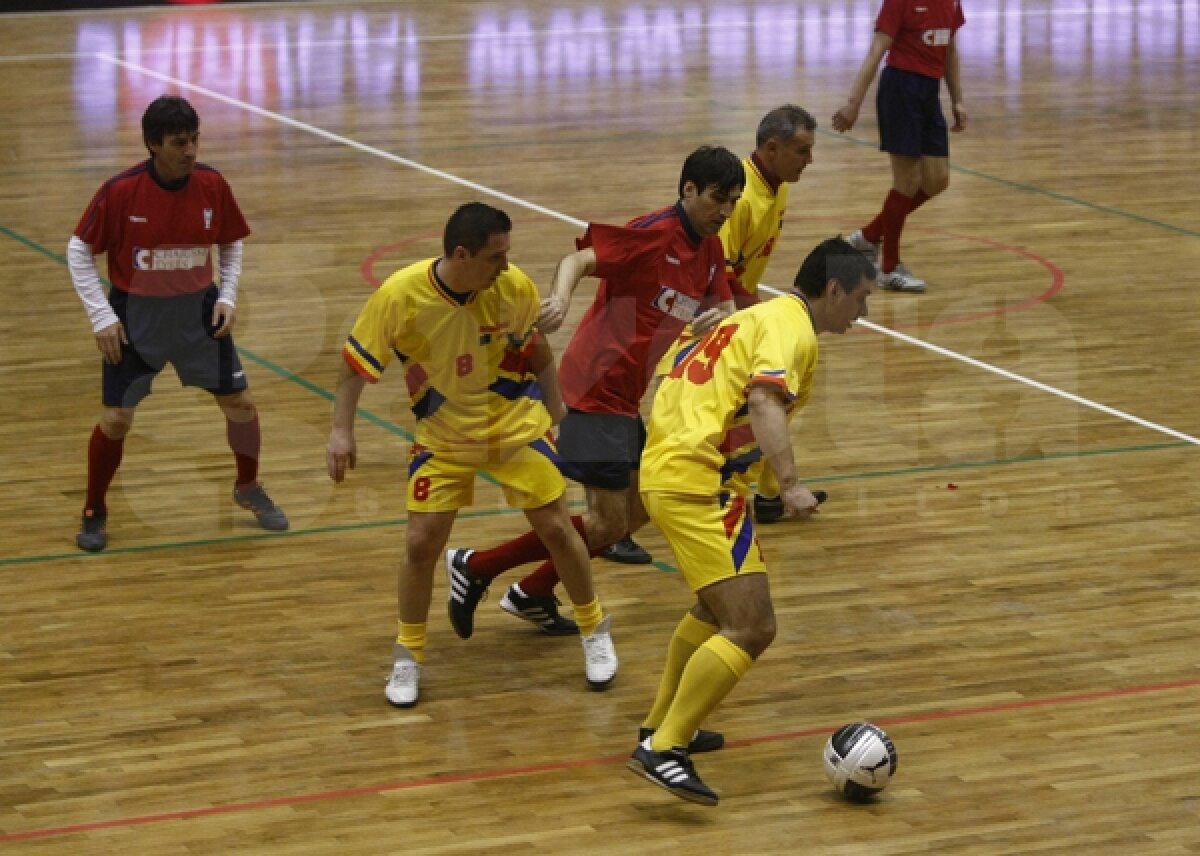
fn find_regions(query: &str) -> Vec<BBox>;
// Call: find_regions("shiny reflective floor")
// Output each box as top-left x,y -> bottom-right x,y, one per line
1,1 -> 1198,852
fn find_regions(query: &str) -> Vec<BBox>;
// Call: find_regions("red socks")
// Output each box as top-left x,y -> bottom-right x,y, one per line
85,424 -> 124,515
863,188 -> 931,272
878,189 -> 914,273
226,414 -> 261,487
471,515 -> 589,581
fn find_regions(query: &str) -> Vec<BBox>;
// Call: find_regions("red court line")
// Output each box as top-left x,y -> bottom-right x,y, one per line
3,676 -> 1197,843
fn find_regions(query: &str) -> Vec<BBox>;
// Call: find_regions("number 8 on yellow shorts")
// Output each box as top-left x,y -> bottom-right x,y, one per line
641,491 -> 767,592
407,437 -> 566,513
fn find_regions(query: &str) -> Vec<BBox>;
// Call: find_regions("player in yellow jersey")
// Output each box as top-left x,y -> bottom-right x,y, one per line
627,237 -> 875,806
325,202 -> 617,708
719,105 -> 829,525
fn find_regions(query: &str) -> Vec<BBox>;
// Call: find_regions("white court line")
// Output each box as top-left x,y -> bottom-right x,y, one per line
97,53 -> 1200,449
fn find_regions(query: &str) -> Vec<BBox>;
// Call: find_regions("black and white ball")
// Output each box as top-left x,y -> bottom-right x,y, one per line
823,722 -> 898,802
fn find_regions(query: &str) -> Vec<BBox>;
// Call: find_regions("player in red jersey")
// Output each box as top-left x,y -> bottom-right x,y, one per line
68,95 -> 287,552
832,0 -> 967,292
444,146 -> 744,646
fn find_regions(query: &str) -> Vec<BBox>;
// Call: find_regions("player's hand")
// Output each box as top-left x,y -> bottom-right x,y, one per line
831,102 -> 859,133
211,300 -> 236,338
326,430 -> 357,483
691,306 -> 728,337
94,320 -> 128,365
537,295 -> 569,334
951,103 -> 968,132
780,483 -> 821,520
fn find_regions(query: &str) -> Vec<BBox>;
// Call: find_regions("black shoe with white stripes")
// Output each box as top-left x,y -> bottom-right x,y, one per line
626,738 -> 718,806
498,583 -> 579,635
446,548 -> 488,640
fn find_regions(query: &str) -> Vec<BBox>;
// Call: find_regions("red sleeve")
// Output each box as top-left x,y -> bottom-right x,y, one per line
74,183 -> 113,251
215,175 -> 251,244
954,1 -> 965,29
875,0 -> 905,38
578,223 -> 670,281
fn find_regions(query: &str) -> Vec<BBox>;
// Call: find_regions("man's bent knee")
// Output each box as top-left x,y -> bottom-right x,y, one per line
100,408 -> 134,439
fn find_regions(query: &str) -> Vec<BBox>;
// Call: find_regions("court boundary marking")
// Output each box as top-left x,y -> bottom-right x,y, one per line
2,675 -> 1197,843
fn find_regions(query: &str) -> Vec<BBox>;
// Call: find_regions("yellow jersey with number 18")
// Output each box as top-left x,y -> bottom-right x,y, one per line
342,258 -> 549,457
641,294 -> 817,497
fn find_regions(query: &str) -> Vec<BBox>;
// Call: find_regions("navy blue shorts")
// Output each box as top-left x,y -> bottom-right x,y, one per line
555,408 -> 646,491
102,284 -> 248,408
876,66 -> 949,158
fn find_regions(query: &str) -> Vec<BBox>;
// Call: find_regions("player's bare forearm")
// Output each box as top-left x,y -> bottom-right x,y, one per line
327,360 -> 368,482
538,248 -> 597,333
529,335 -> 567,424
833,32 -> 893,132
944,40 -> 967,131
747,385 -> 820,517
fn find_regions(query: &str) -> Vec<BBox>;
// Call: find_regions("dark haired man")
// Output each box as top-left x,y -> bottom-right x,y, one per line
627,237 -> 875,806
445,146 -> 745,641
69,94 -> 287,552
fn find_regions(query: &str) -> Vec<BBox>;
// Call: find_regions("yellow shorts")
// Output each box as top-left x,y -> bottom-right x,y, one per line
407,437 -> 565,512
642,491 -> 767,592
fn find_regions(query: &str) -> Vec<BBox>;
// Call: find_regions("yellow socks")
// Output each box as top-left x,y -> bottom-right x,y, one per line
572,597 -> 604,638
651,634 -> 753,752
642,612 -> 718,731
396,621 -> 426,663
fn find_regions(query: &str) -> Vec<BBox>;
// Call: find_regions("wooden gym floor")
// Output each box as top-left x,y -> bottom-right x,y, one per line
0,0 -> 1197,852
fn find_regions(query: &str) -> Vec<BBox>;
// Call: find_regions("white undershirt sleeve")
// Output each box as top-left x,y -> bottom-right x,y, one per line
216,240 -> 243,307
67,235 -> 119,333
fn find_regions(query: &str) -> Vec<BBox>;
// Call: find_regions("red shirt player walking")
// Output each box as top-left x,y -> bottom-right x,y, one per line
68,95 -> 287,551
832,0 -> 967,293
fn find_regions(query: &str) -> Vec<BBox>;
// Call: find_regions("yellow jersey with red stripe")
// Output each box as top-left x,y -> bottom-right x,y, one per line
342,258 -> 549,455
641,294 -> 817,496
720,155 -> 788,303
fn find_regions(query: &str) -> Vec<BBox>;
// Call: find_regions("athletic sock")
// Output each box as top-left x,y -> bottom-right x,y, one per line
642,613 -> 719,731
651,635 -> 753,752
879,189 -> 914,273
85,424 -> 124,516
571,597 -> 604,638
396,621 -> 427,663
226,414 -> 261,487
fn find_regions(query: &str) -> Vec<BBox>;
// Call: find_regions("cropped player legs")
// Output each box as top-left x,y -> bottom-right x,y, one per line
873,154 -> 950,275
402,510 -> 460,627
651,574 -> 774,752
522,495 -> 598,610
518,478 -> 651,595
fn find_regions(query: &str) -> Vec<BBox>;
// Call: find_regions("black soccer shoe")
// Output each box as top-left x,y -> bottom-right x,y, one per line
638,726 -> 725,754
627,739 -> 718,806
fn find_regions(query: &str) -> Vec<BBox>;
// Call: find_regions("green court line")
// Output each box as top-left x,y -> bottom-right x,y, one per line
815,129 -> 1200,239
1,440 -> 1188,570
0,505 -> 554,569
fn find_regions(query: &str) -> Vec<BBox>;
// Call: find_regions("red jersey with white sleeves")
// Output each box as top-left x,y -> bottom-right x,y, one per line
876,0 -> 965,79
558,203 -> 733,416
74,161 -> 250,297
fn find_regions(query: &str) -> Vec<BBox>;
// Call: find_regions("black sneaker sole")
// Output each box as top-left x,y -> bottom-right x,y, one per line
625,758 -> 718,806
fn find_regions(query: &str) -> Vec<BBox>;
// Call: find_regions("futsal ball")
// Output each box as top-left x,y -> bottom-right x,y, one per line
822,722 -> 898,802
